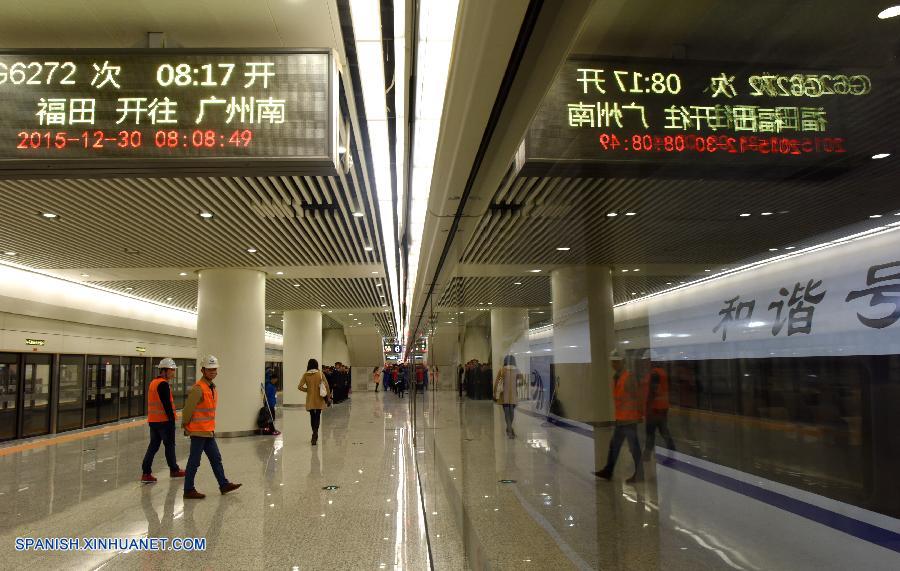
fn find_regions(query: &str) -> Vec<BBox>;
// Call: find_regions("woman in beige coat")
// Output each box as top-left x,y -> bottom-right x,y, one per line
298,358 -> 332,445
494,354 -> 525,439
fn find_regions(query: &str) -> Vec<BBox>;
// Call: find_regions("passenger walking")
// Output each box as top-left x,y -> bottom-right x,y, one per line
373,366 -> 381,392
641,350 -> 675,459
298,358 -> 332,445
141,358 -> 185,482
494,355 -> 525,439
595,350 -> 645,483
182,355 -> 242,499
262,372 -> 281,436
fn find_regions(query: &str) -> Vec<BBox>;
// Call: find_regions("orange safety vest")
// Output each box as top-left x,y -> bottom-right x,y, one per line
147,377 -> 175,423
613,370 -> 643,422
646,367 -> 670,412
184,380 -> 217,432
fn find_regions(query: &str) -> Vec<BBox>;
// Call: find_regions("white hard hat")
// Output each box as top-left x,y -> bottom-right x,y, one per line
609,349 -> 624,361
158,357 -> 177,369
202,355 -> 219,369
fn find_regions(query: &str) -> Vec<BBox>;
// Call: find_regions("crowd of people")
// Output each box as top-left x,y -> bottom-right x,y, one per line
323,362 -> 351,403
375,363 -> 433,397
458,359 -> 494,399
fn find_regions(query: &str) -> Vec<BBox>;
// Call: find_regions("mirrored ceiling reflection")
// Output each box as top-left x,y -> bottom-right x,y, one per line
428,3 -> 900,571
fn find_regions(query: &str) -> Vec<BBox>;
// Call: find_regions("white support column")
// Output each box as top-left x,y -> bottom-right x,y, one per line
196,268 -> 266,436
490,308 -> 530,380
551,265 -> 616,470
282,310 -> 322,407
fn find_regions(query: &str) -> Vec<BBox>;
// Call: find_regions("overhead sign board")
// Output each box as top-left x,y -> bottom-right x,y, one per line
523,57 -> 885,176
0,50 -> 338,174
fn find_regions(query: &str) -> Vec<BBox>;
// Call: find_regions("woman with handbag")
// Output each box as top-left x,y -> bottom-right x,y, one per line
494,355 -> 525,439
298,358 -> 332,445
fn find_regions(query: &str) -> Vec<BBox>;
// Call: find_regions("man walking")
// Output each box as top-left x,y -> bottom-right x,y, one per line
595,349 -> 644,483
141,358 -> 185,482
182,355 -> 241,499
641,350 -> 675,459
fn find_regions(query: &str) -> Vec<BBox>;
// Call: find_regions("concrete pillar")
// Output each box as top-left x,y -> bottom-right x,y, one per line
462,325 -> 490,363
282,310 -> 322,407
490,308 -> 530,382
323,328 -> 350,365
551,265 -> 616,470
196,268 -> 266,436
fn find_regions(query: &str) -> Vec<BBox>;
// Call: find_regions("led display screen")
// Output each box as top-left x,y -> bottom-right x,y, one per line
524,58 -> 887,174
0,50 -> 336,170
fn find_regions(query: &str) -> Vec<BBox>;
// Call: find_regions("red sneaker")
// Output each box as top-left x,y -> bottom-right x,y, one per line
170,469 -> 186,478
141,473 -> 157,483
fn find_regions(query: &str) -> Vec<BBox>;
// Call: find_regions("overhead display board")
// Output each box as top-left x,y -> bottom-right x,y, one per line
0,50 -> 338,174
522,57 -> 885,176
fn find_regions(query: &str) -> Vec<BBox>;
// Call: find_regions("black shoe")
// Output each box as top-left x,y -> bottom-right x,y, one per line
311,433 -> 318,446
594,469 -> 612,480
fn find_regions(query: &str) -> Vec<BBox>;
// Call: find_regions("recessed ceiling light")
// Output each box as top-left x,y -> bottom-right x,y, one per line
631,292 -> 637,295
199,211 -> 214,219
625,212 -> 637,216
371,271 -> 379,274
878,6 -> 900,19
760,212 -> 773,216
622,269 -> 629,272
739,213 -> 751,217
633,268 -> 639,272
80,273 -> 89,277
666,282 -> 673,285
872,153 -> 891,159
769,248 -> 779,251
556,247 -> 570,251
328,310 -> 333,313
246,248 -> 258,253
293,283 -> 300,287
704,269 -> 711,272
353,212 -> 364,218
166,297 -> 173,301
376,283 -> 383,287
487,302 -> 493,305
513,282 -> 522,285
179,272 -> 188,276
276,271 -> 284,275
529,269 -> 541,273
364,246 -> 373,252
349,313 -> 354,316
606,212 -> 618,217
785,246 -> 795,250
41,212 -> 59,219
870,214 -> 883,218
3,251 -> 15,256
320,304 -> 326,307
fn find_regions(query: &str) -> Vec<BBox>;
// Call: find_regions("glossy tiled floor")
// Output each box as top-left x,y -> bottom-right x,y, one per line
0,391 -> 429,570
4,388 -> 874,570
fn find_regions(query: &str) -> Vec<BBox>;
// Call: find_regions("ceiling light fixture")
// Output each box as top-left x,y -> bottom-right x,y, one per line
124,287 -> 134,291
320,304 -> 326,307
80,273 -> 89,277
276,271 -> 284,275
513,282 -> 522,285
199,211 -> 214,219
529,269 -> 541,273
625,212 -> 637,216
364,246 -> 373,252
785,246 -> 795,250
3,251 -> 15,256
606,212 -> 618,217
246,248 -> 258,253
872,152 -> 891,159
293,283 -> 300,287
870,214 -> 883,218
739,213 -> 751,217
179,272 -> 188,276
352,211 -> 365,218
41,212 -> 59,219
878,6 -> 900,19
760,212 -> 773,216
166,297 -> 173,301
633,268 -> 639,272
556,247 -> 570,251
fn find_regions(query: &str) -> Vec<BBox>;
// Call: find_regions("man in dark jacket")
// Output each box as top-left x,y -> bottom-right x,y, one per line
141,358 -> 185,482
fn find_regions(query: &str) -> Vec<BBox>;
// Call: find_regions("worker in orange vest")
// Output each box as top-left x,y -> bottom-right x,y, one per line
595,349 -> 644,483
141,358 -> 185,482
181,355 -> 241,499
641,350 -> 675,460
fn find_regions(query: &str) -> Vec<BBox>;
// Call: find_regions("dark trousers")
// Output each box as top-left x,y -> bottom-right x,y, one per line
502,404 -> 515,429
645,410 -> 675,455
184,436 -> 229,492
602,423 -> 643,478
309,409 -> 322,433
142,421 -> 179,474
